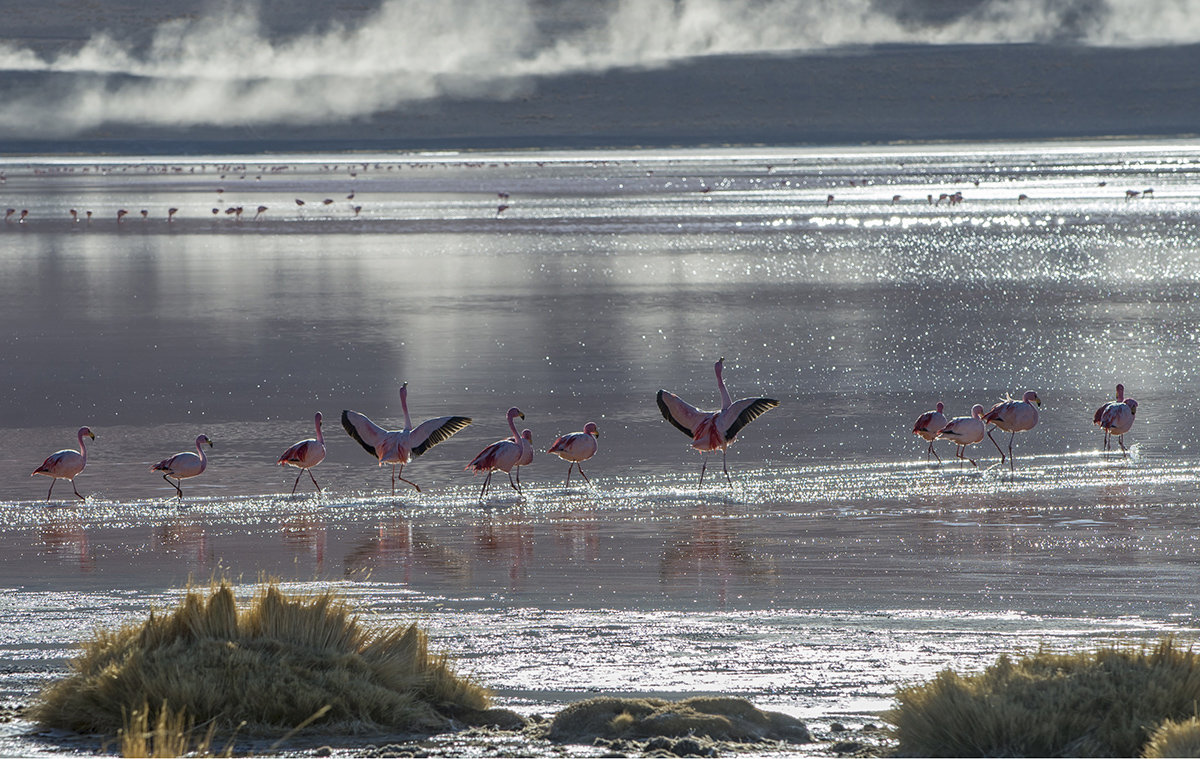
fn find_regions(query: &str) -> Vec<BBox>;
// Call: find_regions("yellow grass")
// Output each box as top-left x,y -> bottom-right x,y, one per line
887,638 -> 1200,757
31,581 -> 489,742
1144,718 -> 1200,758
118,700 -> 229,758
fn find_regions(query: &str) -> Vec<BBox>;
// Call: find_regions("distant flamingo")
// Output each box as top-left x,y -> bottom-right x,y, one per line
168,208 -> 178,221
152,434 -> 213,498
547,422 -> 599,485
69,209 -> 78,222
254,205 -> 268,220
514,428 -> 534,489
1099,398 -> 1138,455
6,208 -> 15,221
936,405 -> 986,466
657,358 -> 780,485
466,407 -> 525,498
18,209 -> 28,223
117,209 -> 128,222
342,382 -> 472,494
32,426 -> 95,500
277,412 -> 326,493
912,402 -> 947,464
1094,383 -> 1125,450
983,390 -> 1041,469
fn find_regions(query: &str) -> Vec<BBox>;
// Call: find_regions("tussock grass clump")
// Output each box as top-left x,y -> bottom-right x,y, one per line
887,638 -> 1200,757
118,700 -> 230,758
1144,718 -> 1200,758
547,695 -> 811,744
31,582 -> 489,738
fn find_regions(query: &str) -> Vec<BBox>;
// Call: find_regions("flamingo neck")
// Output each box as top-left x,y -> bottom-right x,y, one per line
1116,384 -> 1125,402
77,430 -> 88,465
716,364 -> 732,410
507,410 -> 520,438
195,439 -> 208,465
315,416 -> 324,444
400,385 -> 413,430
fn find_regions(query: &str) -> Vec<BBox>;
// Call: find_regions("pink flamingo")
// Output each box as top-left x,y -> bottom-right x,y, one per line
32,426 -> 95,500
514,428 -> 534,489
657,358 -> 780,485
168,208 -> 178,222
983,390 -> 1041,469
912,402 -> 947,464
277,412 -> 326,493
936,405 -> 986,466
152,434 -> 213,498
466,407 -> 526,498
1093,383 -> 1124,450
547,422 -> 599,485
1099,398 -> 1138,455
342,382 -> 472,494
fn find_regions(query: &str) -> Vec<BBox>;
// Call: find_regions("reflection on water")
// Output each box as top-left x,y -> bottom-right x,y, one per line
4,144 -> 1200,748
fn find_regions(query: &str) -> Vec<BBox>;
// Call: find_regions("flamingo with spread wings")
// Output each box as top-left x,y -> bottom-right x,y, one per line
657,358 -> 779,485
342,382 -> 472,494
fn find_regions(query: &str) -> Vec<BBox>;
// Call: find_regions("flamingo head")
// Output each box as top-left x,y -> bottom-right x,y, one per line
1126,398 -> 1138,416
935,402 -> 944,413
521,429 -> 533,442
1023,390 -> 1041,406
1115,383 -> 1125,401
78,426 -> 95,440
196,434 -> 214,448
314,411 -> 323,427
507,407 -> 525,422
400,381 -> 408,398
971,404 -> 985,418
584,421 -> 599,438
715,357 -> 725,375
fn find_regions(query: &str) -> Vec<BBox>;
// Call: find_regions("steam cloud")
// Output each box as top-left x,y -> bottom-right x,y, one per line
0,0 -> 1193,136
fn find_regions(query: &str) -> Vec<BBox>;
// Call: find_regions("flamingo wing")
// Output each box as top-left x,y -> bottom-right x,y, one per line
342,410 -> 390,457
409,415 -> 472,457
718,397 -> 780,441
1093,402 -> 1113,425
657,390 -> 707,438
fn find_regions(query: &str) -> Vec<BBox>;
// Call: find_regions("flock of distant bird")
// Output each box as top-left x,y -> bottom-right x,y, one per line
912,383 -> 1138,468
30,359 -> 778,502
28,362 -> 1140,502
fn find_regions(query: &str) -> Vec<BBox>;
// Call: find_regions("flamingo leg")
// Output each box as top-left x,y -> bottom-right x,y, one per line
1008,431 -> 1016,471
577,465 -> 591,484
987,428 -> 1006,462
508,471 -> 520,492
722,448 -> 732,486
391,465 -> 397,495
699,456 -> 708,486
927,440 -> 942,465
308,469 -> 321,492
72,479 -> 84,500
1103,430 -> 1111,452
162,473 -> 182,497
45,479 -> 55,501
395,465 -> 421,493
291,471 -> 303,494
564,463 -> 573,486
1119,435 -> 1128,456
480,472 -> 493,499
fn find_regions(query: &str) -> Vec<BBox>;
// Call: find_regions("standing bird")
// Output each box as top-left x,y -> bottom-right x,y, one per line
277,412 -> 326,493
466,408 -> 526,498
1099,398 -> 1139,455
983,390 -> 1042,470
1093,383 -> 1125,450
152,434 -> 213,498
342,382 -> 472,494
912,402 -> 948,464
936,405 -> 986,466
547,422 -> 599,486
32,426 -> 95,500
657,358 -> 780,485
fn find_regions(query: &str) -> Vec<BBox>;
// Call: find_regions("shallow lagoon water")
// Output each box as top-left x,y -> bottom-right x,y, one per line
3,143 -> 1200,754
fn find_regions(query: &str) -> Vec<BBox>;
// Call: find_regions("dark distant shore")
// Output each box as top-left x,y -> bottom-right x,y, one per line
3,42 -> 1199,155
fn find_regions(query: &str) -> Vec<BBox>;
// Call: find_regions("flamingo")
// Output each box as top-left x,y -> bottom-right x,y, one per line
983,390 -> 1041,470
1099,398 -> 1138,455
466,407 -> 526,498
277,412 -> 326,493
514,428 -> 534,489
936,405 -> 986,466
1093,383 -> 1125,450
342,382 -> 472,494
151,434 -> 213,498
912,402 -> 947,464
32,426 -> 95,500
657,358 -> 780,485
547,422 -> 599,486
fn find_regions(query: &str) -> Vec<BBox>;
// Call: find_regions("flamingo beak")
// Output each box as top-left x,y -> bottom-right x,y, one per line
519,412 -> 526,420
88,432 -> 96,440
207,440 -> 214,447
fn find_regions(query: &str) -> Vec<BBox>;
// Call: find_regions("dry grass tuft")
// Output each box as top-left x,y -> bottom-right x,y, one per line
31,581 -> 489,741
118,700 -> 229,758
547,695 -> 811,743
887,638 -> 1200,757
1144,718 -> 1200,758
